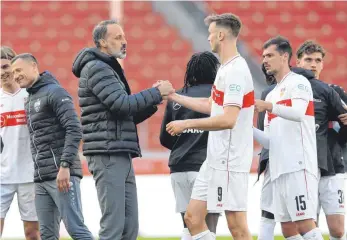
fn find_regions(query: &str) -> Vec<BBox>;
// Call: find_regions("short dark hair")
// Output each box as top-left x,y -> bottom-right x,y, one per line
11,53 -> 38,65
263,36 -> 292,63
183,51 -> 220,92
204,13 -> 242,38
1,46 -> 16,60
93,19 -> 118,48
296,40 -> 326,59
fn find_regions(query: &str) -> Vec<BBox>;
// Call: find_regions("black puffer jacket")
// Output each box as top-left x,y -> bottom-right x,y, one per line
25,71 -> 83,182
72,48 -> 162,157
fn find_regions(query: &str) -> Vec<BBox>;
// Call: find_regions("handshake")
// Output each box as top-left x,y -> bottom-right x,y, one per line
153,80 -> 175,100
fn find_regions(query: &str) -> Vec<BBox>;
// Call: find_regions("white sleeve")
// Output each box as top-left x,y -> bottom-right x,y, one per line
223,69 -> 246,108
271,98 -> 309,122
253,127 -> 269,149
291,78 -> 312,102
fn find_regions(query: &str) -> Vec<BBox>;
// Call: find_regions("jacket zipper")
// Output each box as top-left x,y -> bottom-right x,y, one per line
50,147 -> 58,169
28,95 -> 42,180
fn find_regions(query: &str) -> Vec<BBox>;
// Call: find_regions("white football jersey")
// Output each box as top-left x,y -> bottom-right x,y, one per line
0,88 -> 34,183
207,55 -> 254,172
264,72 -> 318,181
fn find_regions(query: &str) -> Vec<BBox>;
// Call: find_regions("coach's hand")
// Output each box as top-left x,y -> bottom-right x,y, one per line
255,99 -> 273,113
157,80 -> 175,99
166,120 -> 188,136
339,113 -> 347,125
57,167 -> 70,193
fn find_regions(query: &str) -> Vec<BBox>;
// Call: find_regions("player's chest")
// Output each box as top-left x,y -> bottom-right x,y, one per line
268,83 -> 292,105
0,95 -> 27,113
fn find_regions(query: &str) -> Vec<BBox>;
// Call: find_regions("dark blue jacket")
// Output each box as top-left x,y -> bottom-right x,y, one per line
25,71 -> 83,182
72,48 -> 162,157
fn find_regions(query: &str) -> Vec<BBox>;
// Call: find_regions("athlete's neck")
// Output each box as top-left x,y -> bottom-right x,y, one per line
29,74 -> 40,88
2,83 -> 20,94
218,41 -> 239,65
275,66 -> 291,83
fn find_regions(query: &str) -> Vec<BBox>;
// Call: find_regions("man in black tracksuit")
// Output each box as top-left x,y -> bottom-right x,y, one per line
11,54 -> 93,239
296,41 -> 347,239
256,64 -> 347,240
72,20 -> 174,240
160,51 -> 220,240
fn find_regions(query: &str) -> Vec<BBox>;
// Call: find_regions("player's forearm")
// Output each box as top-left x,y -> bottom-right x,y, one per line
185,114 -> 235,131
169,93 -> 210,114
270,98 -> 309,122
253,127 -> 270,149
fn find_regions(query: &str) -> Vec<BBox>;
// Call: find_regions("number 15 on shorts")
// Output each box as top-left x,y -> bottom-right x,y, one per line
295,195 -> 307,216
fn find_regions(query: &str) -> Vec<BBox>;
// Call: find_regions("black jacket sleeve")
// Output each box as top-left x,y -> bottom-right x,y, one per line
331,84 -> 347,105
49,87 -> 82,165
87,63 -> 163,117
257,90 -> 268,131
327,87 -> 347,145
133,106 -> 158,125
160,101 -> 177,150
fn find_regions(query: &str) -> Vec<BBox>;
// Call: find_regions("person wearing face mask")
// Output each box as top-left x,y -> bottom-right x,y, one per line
11,53 -> 93,240
72,19 -> 175,240
0,47 -> 40,239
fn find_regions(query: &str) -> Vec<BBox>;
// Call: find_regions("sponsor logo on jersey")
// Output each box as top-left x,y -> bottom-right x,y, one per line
280,87 -> 286,97
228,84 -> 241,95
0,110 -> 27,128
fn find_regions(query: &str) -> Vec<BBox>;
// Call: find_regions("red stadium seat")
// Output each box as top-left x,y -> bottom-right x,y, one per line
206,1 -> 347,88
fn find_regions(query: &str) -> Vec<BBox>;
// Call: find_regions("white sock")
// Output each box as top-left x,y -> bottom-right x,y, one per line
181,228 -> 192,240
210,232 -> 216,240
330,235 -> 346,240
286,234 -> 304,240
303,228 -> 324,240
258,217 -> 276,240
192,230 -> 214,240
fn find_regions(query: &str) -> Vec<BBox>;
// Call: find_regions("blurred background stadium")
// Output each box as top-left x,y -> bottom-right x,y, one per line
1,0 -> 347,239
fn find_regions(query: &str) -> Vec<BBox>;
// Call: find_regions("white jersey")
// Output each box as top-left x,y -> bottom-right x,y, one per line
207,55 -> 254,172
0,88 -> 34,184
264,72 -> 318,181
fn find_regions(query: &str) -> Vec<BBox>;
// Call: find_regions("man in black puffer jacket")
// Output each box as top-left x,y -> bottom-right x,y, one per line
72,20 -> 174,240
11,54 -> 93,239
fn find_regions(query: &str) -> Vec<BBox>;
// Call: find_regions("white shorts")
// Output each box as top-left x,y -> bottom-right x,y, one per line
273,170 -> 318,223
318,173 -> 345,215
191,161 -> 249,212
0,183 -> 38,221
260,165 -> 274,214
171,171 -> 199,213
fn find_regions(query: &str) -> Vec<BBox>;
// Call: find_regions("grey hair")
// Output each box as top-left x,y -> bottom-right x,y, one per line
93,19 -> 118,48
11,53 -> 38,65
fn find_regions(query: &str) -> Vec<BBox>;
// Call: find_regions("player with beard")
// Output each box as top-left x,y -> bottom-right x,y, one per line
253,36 -> 324,240
72,20 -> 174,240
0,47 -> 39,240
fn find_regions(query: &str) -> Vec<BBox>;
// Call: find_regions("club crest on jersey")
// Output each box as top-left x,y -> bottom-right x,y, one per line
280,87 -> 286,97
34,99 -> 41,112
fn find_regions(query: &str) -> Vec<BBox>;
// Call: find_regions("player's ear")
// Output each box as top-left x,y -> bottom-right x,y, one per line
217,31 -> 224,41
296,58 -> 301,67
99,39 -> 107,48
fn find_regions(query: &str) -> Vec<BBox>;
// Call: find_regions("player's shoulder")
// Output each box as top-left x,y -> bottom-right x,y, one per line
287,72 -> 311,86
